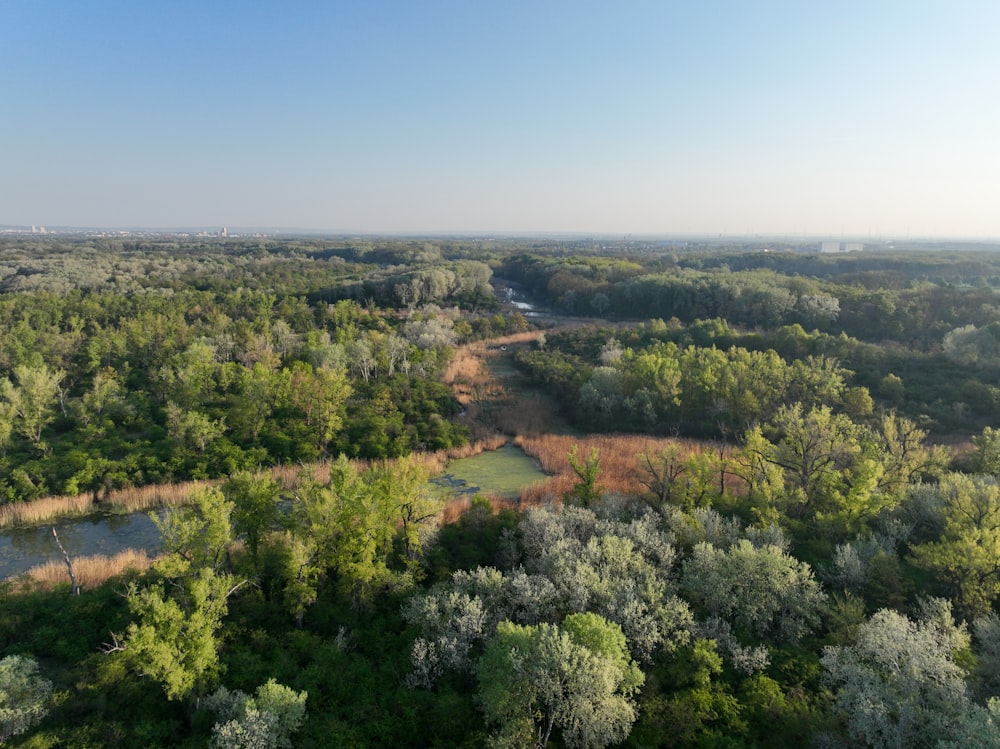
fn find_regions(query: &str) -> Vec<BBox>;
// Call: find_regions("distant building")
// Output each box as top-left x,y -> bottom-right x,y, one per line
819,241 -> 864,253
220,227 -> 228,237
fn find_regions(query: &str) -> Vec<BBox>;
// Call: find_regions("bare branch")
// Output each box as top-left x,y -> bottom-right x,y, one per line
101,631 -> 126,654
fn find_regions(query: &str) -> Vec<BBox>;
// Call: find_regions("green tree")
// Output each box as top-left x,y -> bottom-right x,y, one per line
223,471 -> 281,572
114,567 -> 241,701
911,474 -> 1000,618
109,487 -> 245,701
153,486 -> 237,577
283,456 -> 427,623
287,362 -> 351,454
680,539 -> 826,646
970,426 -> 1000,475
566,446 -> 602,507
477,614 -> 644,749
229,363 -> 289,442
156,340 -> 221,409
1,362 -> 65,446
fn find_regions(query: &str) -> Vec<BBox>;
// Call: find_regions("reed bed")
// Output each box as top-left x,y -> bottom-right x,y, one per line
103,479 -> 213,513
440,492 -> 518,525
10,548 -> 155,593
0,479 -> 220,531
515,432 -> 714,499
0,493 -> 95,529
488,331 -> 544,346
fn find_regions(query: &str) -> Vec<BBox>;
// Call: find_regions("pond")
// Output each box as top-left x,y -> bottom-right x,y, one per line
429,442 -> 547,499
0,445 -> 548,579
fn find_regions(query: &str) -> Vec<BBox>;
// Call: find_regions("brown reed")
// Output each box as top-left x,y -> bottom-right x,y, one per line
515,432 -> 715,499
10,548 -> 155,593
0,493 -> 95,529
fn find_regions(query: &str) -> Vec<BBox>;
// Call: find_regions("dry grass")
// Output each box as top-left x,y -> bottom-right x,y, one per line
0,479 -> 218,530
104,480 -> 213,513
440,492 -> 519,524
489,331 -> 545,347
515,433 -> 716,503
0,493 -> 95,529
10,548 -> 155,593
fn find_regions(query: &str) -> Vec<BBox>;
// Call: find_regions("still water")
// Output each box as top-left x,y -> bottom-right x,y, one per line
0,510 -> 165,579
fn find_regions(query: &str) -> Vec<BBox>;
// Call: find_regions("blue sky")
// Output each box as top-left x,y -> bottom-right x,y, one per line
3,1 -> 999,237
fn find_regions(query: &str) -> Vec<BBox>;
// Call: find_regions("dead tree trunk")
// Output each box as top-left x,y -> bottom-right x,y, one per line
51,527 -> 80,596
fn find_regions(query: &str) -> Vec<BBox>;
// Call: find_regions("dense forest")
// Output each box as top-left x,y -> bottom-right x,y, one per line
5,235 -> 1000,747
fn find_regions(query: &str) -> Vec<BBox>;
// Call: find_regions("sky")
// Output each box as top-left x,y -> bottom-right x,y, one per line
2,1 -> 999,237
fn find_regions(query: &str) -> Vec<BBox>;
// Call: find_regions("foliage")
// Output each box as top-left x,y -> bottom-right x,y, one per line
113,487 -> 244,701
565,446 -> 602,506
821,600 -> 975,749
203,679 -> 307,749
680,539 -> 826,670
0,654 -> 52,743
910,474 -> 1000,618
477,614 -> 644,749
118,567 -> 241,701
9,239 -> 1000,745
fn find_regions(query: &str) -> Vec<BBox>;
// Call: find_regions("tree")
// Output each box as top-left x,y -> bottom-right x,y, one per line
229,363 -> 288,442
680,539 -> 826,647
153,486 -> 237,577
283,456 -> 430,623
108,488 -> 245,701
77,365 -> 128,432
165,401 -> 226,457
970,426 -> 1000,475
518,506 -> 692,662
204,679 -> 307,749
1,362 -> 65,446
0,655 -> 52,743
566,446 -> 602,507
911,474 -> 1000,618
873,412 -> 947,495
741,403 -> 872,525
223,471 -> 281,572
287,362 -> 351,454
477,614 -> 644,749
821,601 -> 974,749
156,341 -> 221,409
115,567 -> 241,701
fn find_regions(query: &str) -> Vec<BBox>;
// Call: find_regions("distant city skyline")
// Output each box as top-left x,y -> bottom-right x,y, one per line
3,2 -> 999,238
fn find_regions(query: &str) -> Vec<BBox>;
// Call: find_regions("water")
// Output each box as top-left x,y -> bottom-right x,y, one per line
0,510 -> 164,579
430,443 -> 547,499
0,446 -> 548,579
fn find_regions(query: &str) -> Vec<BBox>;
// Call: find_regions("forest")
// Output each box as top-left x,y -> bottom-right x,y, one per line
4,234 -> 1000,747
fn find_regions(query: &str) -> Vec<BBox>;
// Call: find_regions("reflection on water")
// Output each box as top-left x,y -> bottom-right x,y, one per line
0,510 -> 165,579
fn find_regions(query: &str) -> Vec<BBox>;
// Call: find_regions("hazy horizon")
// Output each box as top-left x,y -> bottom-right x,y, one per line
4,2 -> 999,238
